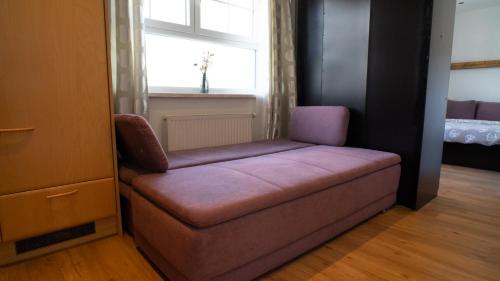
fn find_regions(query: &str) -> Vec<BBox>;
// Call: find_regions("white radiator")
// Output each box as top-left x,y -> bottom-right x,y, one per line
162,114 -> 254,151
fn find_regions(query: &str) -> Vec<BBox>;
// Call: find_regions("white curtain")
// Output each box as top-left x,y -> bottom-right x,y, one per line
112,0 -> 148,117
266,0 -> 298,139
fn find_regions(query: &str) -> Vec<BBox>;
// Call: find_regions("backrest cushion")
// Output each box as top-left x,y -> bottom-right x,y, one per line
476,101 -> 500,121
288,106 -> 350,146
115,114 -> 168,172
446,100 -> 477,119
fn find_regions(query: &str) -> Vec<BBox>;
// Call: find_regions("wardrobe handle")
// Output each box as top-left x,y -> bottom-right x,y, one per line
0,128 -> 35,134
46,190 -> 79,199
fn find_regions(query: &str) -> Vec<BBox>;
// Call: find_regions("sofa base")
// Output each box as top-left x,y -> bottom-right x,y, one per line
135,192 -> 396,281
442,142 -> 500,172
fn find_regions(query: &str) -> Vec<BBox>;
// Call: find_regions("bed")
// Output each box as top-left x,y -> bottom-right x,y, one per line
442,100 -> 500,171
444,119 -> 500,146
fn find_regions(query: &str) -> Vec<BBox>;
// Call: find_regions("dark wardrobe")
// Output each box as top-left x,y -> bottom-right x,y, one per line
297,0 -> 456,209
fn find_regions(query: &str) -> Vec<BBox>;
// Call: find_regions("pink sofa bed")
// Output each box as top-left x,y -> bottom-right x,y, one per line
115,106 -> 401,281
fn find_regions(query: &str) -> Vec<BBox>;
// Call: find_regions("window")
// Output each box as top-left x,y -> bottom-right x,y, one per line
145,0 -> 190,26
200,0 -> 255,37
144,0 -> 269,94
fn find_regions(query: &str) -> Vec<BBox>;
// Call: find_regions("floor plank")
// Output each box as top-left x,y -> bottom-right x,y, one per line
0,235 -> 162,281
0,164 -> 499,281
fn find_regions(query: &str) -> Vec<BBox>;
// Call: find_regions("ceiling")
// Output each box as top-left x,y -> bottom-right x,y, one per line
456,0 -> 500,12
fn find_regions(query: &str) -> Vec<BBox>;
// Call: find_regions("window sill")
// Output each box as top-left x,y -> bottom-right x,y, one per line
148,92 -> 257,99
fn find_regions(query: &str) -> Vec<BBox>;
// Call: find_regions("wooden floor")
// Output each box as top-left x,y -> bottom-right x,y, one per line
1,165 -> 499,281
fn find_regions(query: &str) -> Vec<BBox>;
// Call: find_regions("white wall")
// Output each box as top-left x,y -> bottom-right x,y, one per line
148,95 -> 267,149
448,6 -> 500,102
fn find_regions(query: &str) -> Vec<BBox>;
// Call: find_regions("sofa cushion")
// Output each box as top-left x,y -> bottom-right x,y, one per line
446,100 -> 477,119
132,165 -> 400,281
131,145 -> 401,228
119,162 -> 149,185
118,140 -> 313,186
115,114 -> 168,172
167,139 -> 313,169
288,106 -> 349,146
476,101 -> 500,121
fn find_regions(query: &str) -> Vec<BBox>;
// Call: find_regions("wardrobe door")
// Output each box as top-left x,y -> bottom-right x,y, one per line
0,0 -> 114,195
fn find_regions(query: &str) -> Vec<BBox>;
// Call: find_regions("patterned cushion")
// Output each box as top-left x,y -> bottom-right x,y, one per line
115,114 -> 168,172
476,101 -> 500,122
446,100 -> 477,119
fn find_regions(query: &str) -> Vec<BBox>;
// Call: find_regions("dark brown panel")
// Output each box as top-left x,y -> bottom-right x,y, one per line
365,0 -> 433,209
296,0 -> 456,209
416,0 -> 456,208
297,0 -> 324,106
321,0 -> 371,146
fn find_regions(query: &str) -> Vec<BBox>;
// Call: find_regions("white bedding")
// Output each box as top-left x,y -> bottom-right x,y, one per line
444,119 -> 500,146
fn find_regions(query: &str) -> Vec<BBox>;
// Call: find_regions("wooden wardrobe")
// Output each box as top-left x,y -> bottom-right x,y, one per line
0,0 -> 120,265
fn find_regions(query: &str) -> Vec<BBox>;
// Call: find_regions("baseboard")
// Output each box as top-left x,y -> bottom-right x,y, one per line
0,216 -> 117,266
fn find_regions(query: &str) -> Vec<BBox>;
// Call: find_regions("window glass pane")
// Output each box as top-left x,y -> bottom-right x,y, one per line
200,0 -> 228,34
228,7 -> 253,36
144,0 -> 189,26
146,34 -> 256,90
227,0 -> 254,9
200,0 -> 254,37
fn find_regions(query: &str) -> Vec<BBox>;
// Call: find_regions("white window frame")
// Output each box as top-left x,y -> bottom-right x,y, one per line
145,0 -> 263,94
145,0 -> 195,34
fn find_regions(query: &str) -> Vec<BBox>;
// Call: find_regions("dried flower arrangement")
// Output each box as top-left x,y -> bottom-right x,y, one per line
194,51 -> 214,93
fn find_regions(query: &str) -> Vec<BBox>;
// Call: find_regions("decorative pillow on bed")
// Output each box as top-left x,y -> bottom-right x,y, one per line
288,106 -> 350,146
115,114 -> 168,173
476,101 -> 500,122
446,100 -> 477,119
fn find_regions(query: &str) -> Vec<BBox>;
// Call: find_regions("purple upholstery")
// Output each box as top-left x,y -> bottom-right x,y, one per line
476,101 -> 500,121
131,145 -> 401,228
118,140 -> 313,185
135,191 -> 396,281
115,114 -> 168,172
118,162 -> 148,185
210,193 -> 396,281
116,109 -> 403,281
167,139 -> 313,169
132,165 -> 400,281
135,192 -> 396,281
446,100 -> 477,119
288,106 -> 350,146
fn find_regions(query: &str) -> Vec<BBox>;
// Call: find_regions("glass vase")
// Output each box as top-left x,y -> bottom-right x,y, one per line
200,72 -> 209,93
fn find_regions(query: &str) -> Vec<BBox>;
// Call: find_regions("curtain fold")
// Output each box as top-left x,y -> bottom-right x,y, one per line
266,0 -> 298,140
112,0 -> 148,117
